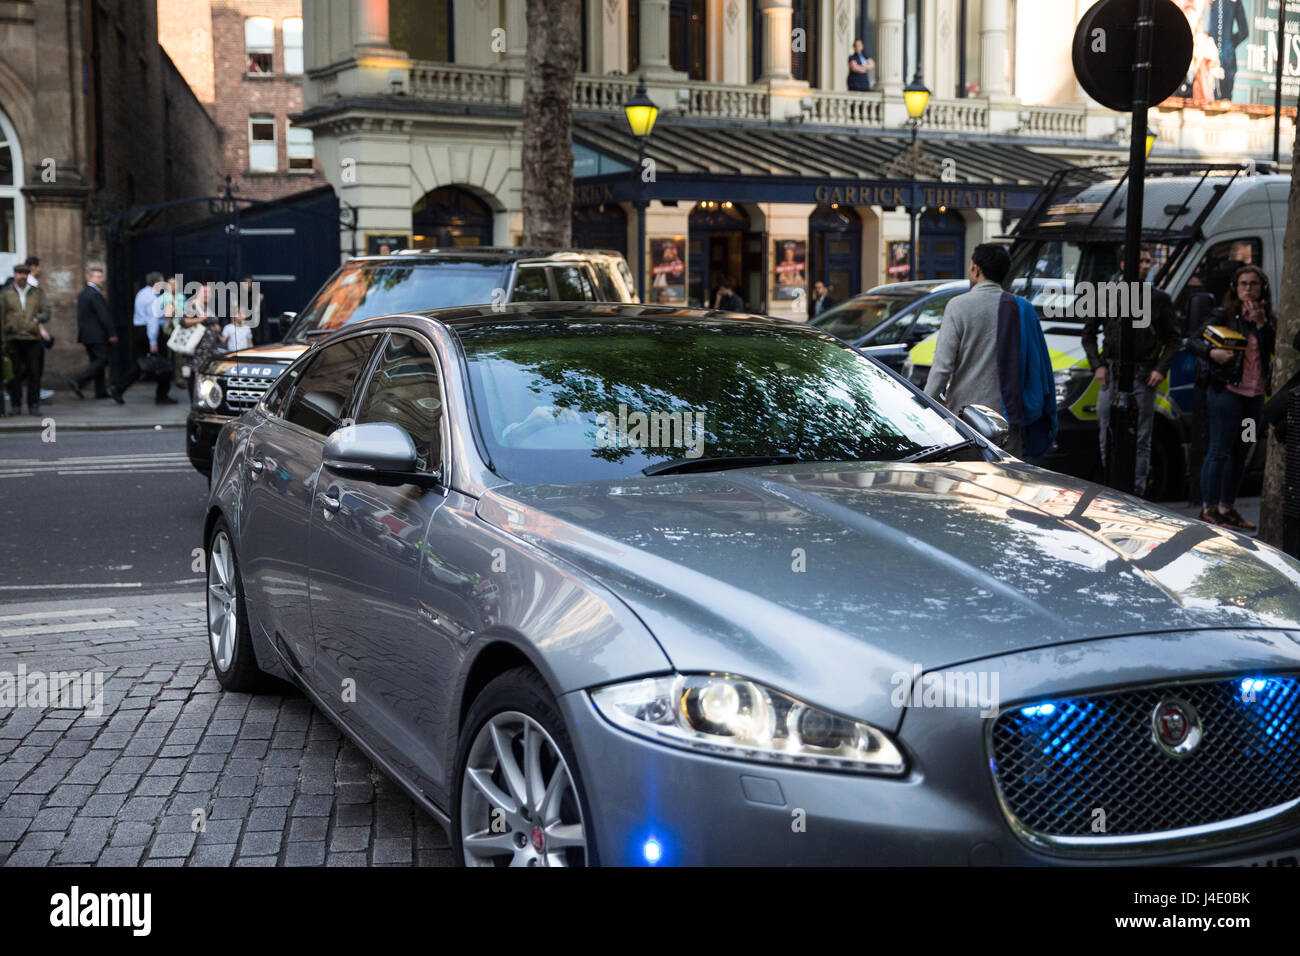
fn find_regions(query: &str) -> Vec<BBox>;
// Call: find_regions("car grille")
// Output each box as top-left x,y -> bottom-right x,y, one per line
989,677 -> 1300,843
222,376 -> 273,412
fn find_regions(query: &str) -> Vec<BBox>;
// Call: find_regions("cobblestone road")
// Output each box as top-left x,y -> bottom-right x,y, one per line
0,592 -> 452,866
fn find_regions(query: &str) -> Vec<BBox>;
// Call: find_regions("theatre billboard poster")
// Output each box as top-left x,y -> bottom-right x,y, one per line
773,240 -> 807,300
650,237 -> 687,304
1168,0 -> 1300,110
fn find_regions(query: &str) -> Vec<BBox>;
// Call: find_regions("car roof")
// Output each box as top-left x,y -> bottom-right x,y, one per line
348,248 -> 624,264
355,302 -> 798,337
861,280 -> 967,296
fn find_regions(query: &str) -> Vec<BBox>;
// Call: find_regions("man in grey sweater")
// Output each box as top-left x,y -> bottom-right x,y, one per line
924,244 -> 1022,456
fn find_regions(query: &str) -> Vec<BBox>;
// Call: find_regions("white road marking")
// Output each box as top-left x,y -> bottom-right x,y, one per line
0,619 -> 138,638
0,578 -> 197,591
0,607 -> 116,623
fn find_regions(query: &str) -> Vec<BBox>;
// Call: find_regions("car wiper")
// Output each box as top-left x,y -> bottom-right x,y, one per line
643,455 -> 801,477
900,438 -> 978,463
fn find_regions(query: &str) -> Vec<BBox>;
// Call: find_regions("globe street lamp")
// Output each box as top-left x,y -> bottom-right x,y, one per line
623,78 -> 659,302
904,76 -> 931,282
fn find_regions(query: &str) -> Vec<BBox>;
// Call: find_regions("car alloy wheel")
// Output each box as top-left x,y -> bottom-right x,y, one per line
459,711 -> 588,867
207,530 -> 238,673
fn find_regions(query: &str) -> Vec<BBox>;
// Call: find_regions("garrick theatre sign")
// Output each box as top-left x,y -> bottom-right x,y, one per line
812,184 -> 1014,211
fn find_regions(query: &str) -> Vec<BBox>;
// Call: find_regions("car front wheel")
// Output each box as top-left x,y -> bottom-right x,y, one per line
453,667 -> 594,867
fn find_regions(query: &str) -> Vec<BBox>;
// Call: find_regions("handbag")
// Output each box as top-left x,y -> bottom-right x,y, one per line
136,354 -> 173,382
167,322 -> 206,356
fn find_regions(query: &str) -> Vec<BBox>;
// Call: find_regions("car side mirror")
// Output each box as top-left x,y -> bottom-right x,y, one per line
960,404 -> 1011,447
324,422 -> 436,485
1186,292 -> 1215,334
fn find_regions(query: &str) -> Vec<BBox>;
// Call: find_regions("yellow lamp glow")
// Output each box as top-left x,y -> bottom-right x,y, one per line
624,79 -> 659,139
904,79 -> 931,120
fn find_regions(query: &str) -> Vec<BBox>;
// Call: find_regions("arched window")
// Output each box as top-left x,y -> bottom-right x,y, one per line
0,108 -> 25,280
412,186 -> 494,248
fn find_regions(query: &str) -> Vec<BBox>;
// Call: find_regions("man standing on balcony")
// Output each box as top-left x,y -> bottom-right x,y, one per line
848,40 -> 875,92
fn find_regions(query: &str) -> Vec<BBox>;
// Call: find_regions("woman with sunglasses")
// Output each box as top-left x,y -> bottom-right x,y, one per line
1187,265 -> 1277,531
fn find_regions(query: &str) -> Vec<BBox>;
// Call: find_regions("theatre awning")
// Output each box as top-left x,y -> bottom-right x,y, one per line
571,119 -> 1097,212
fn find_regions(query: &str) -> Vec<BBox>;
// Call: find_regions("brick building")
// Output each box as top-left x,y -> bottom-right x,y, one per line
0,0 -> 221,380
158,0 -> 325,202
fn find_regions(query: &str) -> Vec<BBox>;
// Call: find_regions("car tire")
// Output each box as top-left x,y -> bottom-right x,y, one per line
206,519 -> 274,692
452,666 -> 597,867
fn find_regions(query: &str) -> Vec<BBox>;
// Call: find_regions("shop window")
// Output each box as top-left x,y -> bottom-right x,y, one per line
245,17 -> 274,74
284,17 -> 303,75
249,115 -> 277,171
287,123 -> 314,172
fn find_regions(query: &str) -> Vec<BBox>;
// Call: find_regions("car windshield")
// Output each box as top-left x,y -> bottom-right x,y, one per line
458,317 -> 967,484
285,261 -> 509,342
809,291 -> 930,341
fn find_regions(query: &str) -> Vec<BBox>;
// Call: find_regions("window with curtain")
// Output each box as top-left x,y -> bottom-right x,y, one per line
283,17 -> 303,74
245,17 -> 274,74
249,115 -> 276,171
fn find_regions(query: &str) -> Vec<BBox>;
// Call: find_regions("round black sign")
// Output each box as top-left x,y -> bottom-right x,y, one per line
1072,0 -> 1193,112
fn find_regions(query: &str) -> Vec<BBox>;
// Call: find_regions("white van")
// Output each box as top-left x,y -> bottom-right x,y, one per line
909,163 -> 1288,499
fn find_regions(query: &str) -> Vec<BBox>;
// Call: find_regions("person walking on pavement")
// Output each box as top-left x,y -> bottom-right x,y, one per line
1186,264 -> 1276,531
67,267 -> 118,399
924,244 -> 1057,459
112,272 -> 175,405
1083,244 -> 1183,497
1,263 -> 52,415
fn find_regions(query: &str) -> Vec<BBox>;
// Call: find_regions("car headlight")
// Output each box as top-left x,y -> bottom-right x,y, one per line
590,674 -> 906,775
1054,367 -> 1093,406
196,375 -> 223,410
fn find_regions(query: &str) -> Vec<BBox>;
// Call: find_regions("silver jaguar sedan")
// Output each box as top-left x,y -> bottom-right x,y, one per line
204,303 -> 1300,866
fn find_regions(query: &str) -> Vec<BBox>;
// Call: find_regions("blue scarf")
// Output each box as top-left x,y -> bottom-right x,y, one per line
995,291 -> 1058,459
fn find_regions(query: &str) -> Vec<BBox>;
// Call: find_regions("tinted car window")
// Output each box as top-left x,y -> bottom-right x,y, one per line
285,262 -> 509,342
591,262 -> 622,301
904,292 -> 958,342
283,335 -> 378,436
510,267 -> 550,302
355,334 -> 444,474
811,292 -> 930,342
460,319 -> 965,484
552,266 -> 595,301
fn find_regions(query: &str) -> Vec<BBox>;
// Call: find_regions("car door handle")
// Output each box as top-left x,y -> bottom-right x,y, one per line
248,456 -> 265,475
319,491 -> 341,517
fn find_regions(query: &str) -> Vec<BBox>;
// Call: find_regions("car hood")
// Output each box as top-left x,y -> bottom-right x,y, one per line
478,461 -> 1300,725
209,343 -> 307,371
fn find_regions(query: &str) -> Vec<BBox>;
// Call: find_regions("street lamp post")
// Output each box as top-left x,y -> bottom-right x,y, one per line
903,77 -> 931,282
623,78 -> 659,302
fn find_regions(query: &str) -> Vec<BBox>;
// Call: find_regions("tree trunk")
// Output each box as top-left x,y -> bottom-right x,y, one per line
521,0 -> 581,248
1259,132 -> 1300,548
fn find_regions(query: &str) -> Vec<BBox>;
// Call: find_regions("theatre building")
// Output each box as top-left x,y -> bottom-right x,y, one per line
296,0 -> 1294,319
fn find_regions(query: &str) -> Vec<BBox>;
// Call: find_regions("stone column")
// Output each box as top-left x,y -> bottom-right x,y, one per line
760,0 -> 793,81
878,0 -> 904,92
640,0 -> 673,74
980,0 -> 1009,97
355,0 -> 390,50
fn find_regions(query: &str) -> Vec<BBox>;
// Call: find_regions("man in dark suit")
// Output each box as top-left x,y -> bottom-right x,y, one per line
68,267 -> 118,399
810,280 -> 836,316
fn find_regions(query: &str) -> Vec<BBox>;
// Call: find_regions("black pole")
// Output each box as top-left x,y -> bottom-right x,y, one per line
1276,0 -> 1289,165
1107,0 -> 1154,496
958,0 -> 968,97
909,121 -> 919,280
636,138 -> 647,302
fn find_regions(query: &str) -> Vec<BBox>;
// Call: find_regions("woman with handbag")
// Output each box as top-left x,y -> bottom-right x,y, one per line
1186,264 -> 1277,531
177,284 -> 222,401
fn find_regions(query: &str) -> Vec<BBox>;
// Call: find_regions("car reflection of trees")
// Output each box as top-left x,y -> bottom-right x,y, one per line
468,321 -> 930,467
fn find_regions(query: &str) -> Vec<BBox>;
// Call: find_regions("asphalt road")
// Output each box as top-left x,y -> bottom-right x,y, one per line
0,428 -> 207,601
